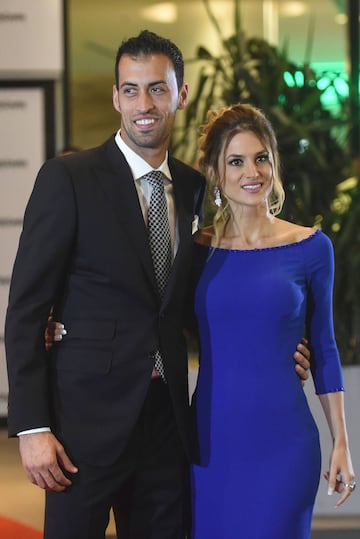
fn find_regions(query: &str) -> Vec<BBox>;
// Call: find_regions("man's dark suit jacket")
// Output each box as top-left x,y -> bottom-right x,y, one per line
5,135 -> 206,466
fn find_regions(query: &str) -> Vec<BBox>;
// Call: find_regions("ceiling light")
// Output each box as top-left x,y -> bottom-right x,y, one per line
141,2 -> 177,24
280,2 -> 308,18
334,13 -> 348,25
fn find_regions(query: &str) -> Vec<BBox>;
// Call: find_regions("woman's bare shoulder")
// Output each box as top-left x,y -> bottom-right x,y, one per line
276,220 -> 317,243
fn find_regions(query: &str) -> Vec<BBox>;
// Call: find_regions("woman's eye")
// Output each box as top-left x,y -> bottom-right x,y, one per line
257,154 -> 269,163
229,159 -> 242,166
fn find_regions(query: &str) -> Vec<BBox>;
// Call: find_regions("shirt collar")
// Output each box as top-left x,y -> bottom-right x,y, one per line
115,130 -> 171,181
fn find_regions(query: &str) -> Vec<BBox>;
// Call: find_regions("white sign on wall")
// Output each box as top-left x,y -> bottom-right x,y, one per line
0,0 -> 63,74
0,86 -> 45,216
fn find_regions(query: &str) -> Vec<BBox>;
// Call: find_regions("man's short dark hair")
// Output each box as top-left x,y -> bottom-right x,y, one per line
115,30 -> 184,90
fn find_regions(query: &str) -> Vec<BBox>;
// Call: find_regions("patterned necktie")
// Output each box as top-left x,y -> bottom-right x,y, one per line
145,170 -> 172,380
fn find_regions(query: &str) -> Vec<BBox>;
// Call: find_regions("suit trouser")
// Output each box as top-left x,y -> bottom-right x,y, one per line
44,378 -> 190,539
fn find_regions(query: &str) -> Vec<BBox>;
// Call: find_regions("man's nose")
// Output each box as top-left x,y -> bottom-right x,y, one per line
136,90 -> 154,111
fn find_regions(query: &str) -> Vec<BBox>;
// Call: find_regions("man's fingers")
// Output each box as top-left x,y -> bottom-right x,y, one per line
57,448 -> 78,475
27,463 -> 74,492
31,470 -> 69,492
24,461 -> 70,491
47,464 -> 73,489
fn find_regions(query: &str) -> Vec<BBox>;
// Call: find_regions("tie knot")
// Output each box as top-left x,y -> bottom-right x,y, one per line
144,170 -> 165,189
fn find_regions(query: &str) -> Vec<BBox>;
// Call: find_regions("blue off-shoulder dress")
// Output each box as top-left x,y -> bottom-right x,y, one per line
190,229 -> 344,539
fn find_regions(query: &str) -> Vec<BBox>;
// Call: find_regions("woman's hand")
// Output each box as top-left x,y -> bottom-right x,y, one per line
45,312 -> 67,351
324,444 -> 356,507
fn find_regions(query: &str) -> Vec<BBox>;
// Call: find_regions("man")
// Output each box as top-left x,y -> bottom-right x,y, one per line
5,31 -> 310,539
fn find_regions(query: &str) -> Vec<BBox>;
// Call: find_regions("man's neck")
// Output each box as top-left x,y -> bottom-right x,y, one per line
119,132 -> 168,169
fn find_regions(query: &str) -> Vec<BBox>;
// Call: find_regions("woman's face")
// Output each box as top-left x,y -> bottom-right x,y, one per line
219,131 -> 273,210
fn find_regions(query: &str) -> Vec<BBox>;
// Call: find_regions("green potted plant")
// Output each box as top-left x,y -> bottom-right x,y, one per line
172,0 -> 359,363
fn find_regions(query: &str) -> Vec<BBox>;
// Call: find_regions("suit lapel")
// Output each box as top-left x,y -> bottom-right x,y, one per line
95,137 -> 158,294
164,158 -> 194,299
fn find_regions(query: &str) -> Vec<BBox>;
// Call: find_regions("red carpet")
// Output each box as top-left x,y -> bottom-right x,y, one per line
0,516 -> 42,539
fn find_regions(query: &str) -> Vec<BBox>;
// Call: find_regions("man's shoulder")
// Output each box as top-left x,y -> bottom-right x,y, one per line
52,134 -> 121,171
61,135 -> 114,160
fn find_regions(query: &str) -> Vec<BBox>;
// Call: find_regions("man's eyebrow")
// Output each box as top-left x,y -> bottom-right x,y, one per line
119,80 -> 167,88
149,80 -> 167,86
119,81 -> 137,88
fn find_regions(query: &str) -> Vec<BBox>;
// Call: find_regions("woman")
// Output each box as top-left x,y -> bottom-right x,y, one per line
189,103 -> 355,538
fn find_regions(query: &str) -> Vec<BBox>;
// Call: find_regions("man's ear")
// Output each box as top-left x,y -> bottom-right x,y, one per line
177,83 -> 189,110
112,85 -> 121,113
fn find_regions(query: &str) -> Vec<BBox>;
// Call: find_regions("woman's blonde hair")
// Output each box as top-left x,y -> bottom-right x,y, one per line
198,103 -> 285,242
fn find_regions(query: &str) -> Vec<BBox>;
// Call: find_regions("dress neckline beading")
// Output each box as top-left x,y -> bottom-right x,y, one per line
196,228 -> 321,254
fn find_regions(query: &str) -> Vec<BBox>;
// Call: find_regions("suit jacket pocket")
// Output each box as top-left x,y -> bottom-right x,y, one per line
64,319 -> 116,340
54,347 -> 112,374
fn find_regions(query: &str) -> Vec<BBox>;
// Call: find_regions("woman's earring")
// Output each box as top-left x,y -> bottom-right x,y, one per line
214,186 -> 222,207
